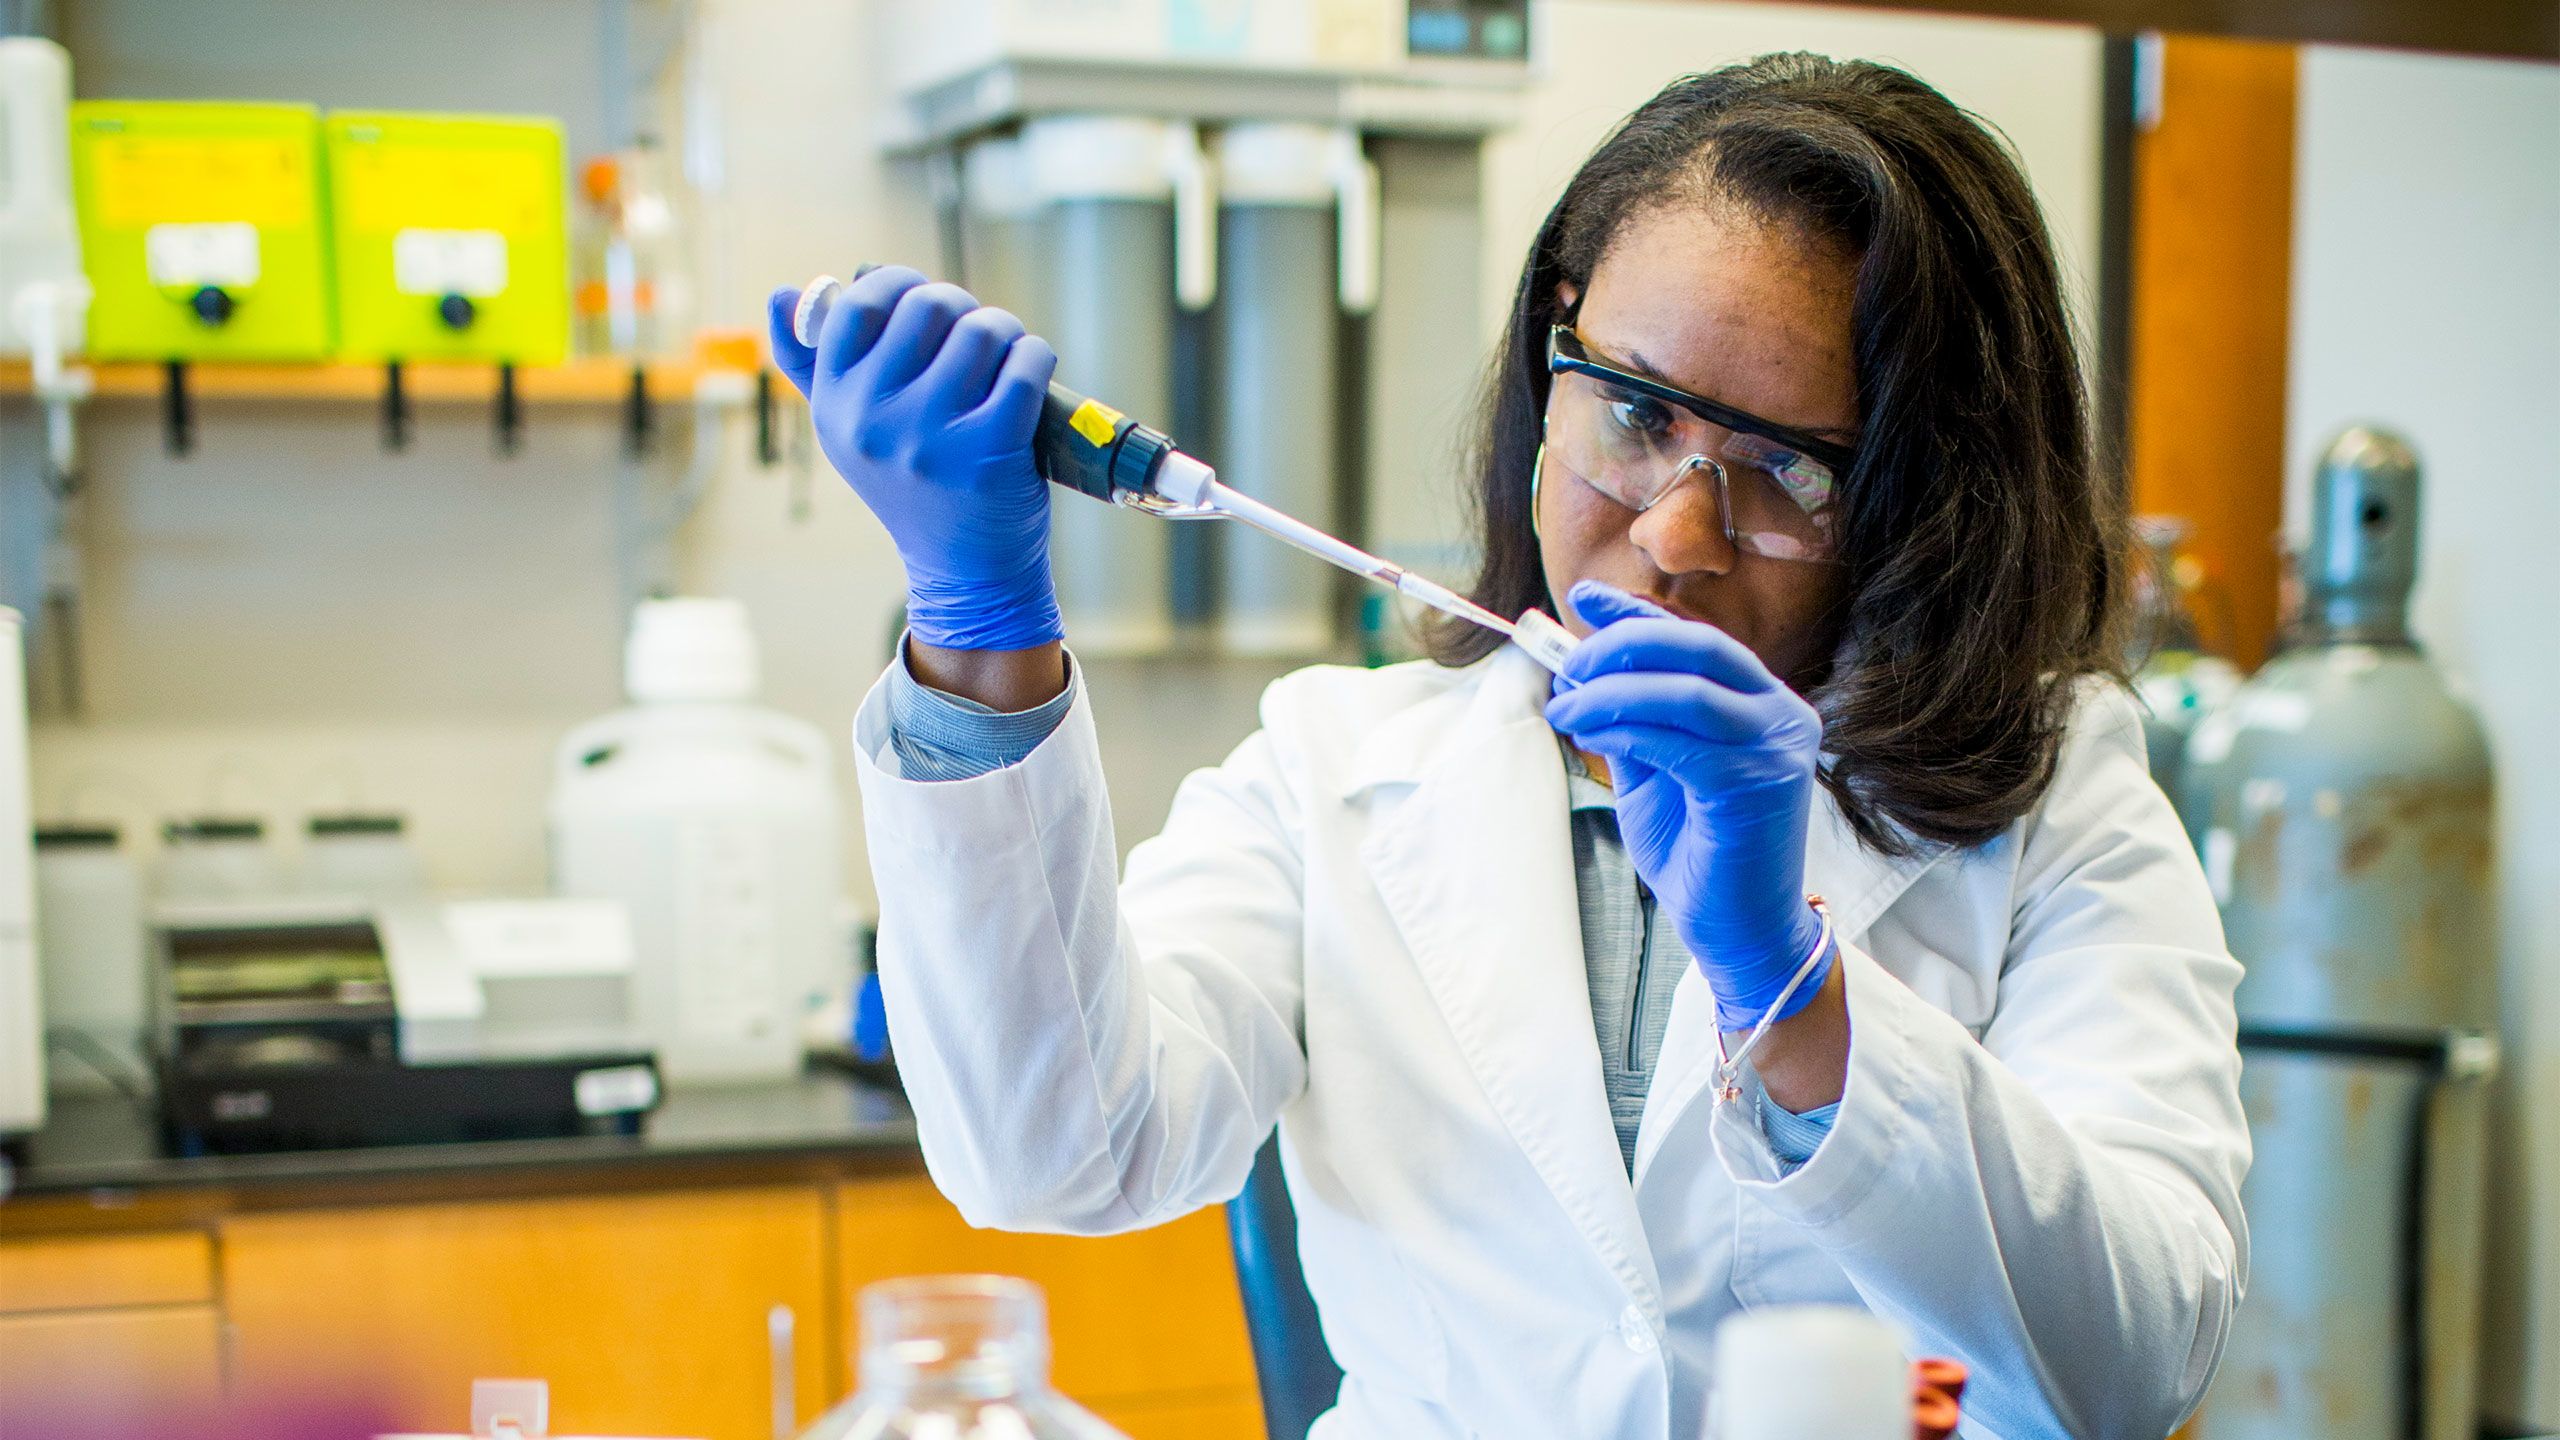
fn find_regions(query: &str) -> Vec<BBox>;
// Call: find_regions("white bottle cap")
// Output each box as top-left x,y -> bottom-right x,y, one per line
625,597 -> 760,704
792,274 -> 839,347
1710,1305 -> 1908,1440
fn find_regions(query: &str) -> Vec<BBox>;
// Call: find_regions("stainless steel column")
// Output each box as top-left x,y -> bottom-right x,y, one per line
1021,116 -> 1210,655
1210,123 -> 1368,655
1360,136 -> 1487,662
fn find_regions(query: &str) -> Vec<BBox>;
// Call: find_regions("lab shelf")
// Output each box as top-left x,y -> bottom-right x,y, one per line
0,355 -> 773,457
879,54 -> 1530,152
0,356 -> 755,406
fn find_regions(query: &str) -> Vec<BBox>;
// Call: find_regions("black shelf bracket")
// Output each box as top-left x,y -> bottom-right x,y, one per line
381,362 -> 412,452
161,361 -> 193,457
494,363 -> 523,456
755,367 -> 779,466
621,364 -> 654,459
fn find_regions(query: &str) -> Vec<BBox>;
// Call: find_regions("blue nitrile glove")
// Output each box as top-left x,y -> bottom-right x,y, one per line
1542,579 -> 1832,1032
767,268 -> 1063,651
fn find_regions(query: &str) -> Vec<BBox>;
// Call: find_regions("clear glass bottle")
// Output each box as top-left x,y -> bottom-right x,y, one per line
2127,515 -> 2244,794
571,137 -> 694,359
799,1275 -> 1132,1440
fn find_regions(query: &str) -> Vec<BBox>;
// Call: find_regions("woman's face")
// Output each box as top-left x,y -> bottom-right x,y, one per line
1538,202 -> 1861,685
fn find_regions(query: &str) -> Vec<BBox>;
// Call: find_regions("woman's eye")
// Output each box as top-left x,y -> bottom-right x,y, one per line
1726,433 -> 1837,514
1600,389 -> 1676,440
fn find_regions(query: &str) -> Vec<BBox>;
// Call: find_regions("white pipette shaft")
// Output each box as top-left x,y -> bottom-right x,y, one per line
1177,475 -> 1583,676
1202,480 -> 1387,575
1194,478 -> 1508,633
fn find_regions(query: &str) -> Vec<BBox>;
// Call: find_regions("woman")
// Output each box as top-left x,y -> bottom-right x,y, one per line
770,53 -> 2246,1440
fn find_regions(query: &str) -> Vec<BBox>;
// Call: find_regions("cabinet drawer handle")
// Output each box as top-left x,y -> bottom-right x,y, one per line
768,1303 -> 796,1440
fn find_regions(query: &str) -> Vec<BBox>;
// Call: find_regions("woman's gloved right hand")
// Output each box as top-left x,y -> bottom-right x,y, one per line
766,267 -> 1063,652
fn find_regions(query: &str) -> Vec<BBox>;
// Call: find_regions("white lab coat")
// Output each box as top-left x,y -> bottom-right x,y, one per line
851,645 -> 2248,1440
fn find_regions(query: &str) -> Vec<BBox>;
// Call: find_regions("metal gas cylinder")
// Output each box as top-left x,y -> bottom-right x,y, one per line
2182,427 -> 2497,1440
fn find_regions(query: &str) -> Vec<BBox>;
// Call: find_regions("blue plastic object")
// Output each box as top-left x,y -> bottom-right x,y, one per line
852,971 -> 891,1064
1227,1137 -> 1342,1439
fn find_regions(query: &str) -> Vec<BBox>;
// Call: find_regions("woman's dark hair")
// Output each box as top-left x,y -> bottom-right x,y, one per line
1434,52 -> 2130,856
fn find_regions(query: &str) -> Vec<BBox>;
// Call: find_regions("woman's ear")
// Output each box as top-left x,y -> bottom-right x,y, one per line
1555,280 -> 1582,316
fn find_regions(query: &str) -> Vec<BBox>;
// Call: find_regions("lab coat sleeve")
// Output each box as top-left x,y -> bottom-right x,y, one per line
1714,684 -> 2248,1440
852,661 -> 1309,1236
879,638 -> 1079,780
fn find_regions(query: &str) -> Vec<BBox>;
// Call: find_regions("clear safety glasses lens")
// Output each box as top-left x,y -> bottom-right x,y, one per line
1542,368 -> 1840,563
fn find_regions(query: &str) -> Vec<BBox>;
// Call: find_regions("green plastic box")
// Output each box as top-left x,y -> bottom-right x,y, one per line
69,100 -> 334,361
325,111 -> 569,366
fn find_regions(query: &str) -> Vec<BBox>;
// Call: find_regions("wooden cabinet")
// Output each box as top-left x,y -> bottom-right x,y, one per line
1,1166 -> 1266,1440
2126,34 -> 2299,669
830,1174 -> 1262,1439
0,1305 -> 226,1431
0,1230 -> 224,1432
219,1185 -> 835,1440
0,1230 -> 214,1313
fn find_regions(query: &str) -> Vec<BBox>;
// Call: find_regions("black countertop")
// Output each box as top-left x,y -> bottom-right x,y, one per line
2,1071 -> 920,1199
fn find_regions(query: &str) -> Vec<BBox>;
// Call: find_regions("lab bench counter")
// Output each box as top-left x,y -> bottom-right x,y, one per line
2,1071 -> 921,1201
0,1076 -> 1264,1440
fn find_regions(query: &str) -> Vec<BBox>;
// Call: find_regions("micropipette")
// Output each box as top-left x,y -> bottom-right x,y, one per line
793,271 -> 1580,676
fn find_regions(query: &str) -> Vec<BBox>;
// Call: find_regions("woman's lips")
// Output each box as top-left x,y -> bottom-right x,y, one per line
1650,595 -> 1716,627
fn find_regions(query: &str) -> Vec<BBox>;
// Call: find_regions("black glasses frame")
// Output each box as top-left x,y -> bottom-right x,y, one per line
1545,326 -> 1858,476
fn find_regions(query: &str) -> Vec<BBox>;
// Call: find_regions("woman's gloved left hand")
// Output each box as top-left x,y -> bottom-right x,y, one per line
1543,579 -> 1832,1032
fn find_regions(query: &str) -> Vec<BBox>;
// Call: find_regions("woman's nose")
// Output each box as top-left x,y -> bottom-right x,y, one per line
1626,474 -> 1738,577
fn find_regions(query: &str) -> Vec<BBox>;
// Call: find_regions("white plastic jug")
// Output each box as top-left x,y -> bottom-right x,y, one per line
0,38 -> 87,358
549,599 -> 845,1084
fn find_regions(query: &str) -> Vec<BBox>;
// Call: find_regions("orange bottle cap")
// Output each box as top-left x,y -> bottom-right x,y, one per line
1913,1357 -> 1969,1400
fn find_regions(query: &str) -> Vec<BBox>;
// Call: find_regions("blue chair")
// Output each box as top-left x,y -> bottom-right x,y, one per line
1227,1135 -> 1344,1440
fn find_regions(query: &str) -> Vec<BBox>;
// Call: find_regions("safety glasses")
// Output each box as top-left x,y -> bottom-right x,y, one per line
1544,326 -> 1853,564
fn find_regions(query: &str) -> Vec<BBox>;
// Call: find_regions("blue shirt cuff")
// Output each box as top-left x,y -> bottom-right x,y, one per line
882,637 -> 1078,781
1758,1093 -> 1839,1170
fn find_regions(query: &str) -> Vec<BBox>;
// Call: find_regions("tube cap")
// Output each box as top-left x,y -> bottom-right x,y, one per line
1511,607 -> 1578,675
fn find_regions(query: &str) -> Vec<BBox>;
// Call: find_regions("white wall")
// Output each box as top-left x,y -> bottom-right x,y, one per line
2285,44 -> 2560,1427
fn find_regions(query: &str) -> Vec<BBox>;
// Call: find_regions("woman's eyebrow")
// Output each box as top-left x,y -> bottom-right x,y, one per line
1617,342 -> 1861,448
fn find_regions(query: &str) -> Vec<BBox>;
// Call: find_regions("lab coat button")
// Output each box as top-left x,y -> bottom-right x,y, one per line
1617,1305 -> 1656,1354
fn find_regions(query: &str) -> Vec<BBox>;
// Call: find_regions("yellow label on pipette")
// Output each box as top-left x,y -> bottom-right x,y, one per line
1068,399 -> 1124,447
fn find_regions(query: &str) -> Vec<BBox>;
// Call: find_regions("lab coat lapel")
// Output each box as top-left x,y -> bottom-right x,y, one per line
1631,787 -> 1943,1184
1357,650 -> 1662,1307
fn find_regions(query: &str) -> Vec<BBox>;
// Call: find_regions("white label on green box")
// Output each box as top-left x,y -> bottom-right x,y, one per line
145,222 -> 259,287
393,227 -> 508,297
